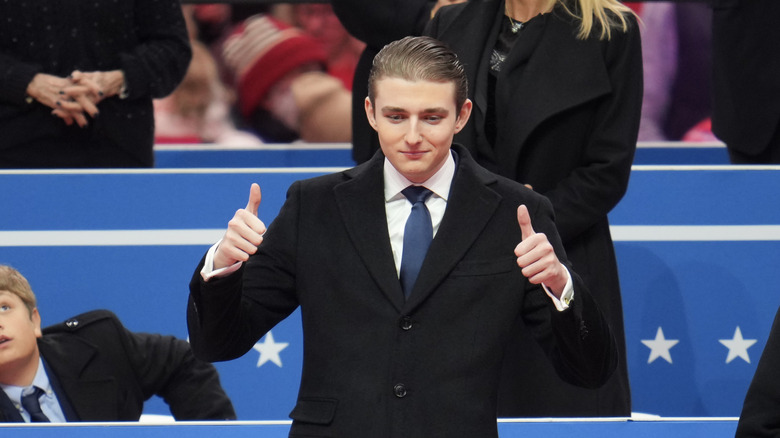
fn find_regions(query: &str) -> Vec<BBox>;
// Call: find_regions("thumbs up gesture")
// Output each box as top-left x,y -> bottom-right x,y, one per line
214,183 -> 267,270
514,204 -> 568,297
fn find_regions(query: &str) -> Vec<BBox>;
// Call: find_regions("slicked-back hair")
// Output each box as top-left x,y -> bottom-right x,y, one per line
368,36 -> 469,113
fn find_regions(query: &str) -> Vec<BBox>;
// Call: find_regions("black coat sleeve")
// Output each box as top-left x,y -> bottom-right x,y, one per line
736,306 -> 780,437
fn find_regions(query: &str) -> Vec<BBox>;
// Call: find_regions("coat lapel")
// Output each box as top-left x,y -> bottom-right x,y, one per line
434,1 -> 613,179
38,337 -> 118,421
495,9 -> 612,175
407,146 -> 502,309
335,153 -> 406,311
0,390 -> 23,422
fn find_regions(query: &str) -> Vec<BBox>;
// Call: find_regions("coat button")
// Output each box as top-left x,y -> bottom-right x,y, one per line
393,384 -> 407,398
399,316 -> 413,331
65,319 -> 79,328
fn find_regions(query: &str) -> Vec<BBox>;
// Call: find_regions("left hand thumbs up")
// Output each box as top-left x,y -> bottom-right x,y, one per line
514,204 -> 567,296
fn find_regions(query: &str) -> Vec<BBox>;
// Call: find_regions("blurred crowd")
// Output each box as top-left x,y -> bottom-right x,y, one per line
153,2 -> 365,146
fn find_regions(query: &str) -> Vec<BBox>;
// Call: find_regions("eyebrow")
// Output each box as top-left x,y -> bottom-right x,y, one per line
380,106 -> 450,115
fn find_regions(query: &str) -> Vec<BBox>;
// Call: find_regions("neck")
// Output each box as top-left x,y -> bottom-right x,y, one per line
505,0 -> 550,22
0,351 -> 40,387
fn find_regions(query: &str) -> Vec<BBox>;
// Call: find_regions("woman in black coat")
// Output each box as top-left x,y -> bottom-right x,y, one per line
425,0 -> 642,417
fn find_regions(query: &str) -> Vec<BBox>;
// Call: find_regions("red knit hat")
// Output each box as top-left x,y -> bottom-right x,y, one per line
222,15 -> 327,118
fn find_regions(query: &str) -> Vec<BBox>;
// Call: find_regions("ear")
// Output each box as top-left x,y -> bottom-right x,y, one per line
454,98 -> 473,133
364,96 -> 378,131
32,308 -> 42,338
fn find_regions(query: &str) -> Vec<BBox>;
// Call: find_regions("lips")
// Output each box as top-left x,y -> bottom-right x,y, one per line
0,336 -> 10,345
402,150 -> 427,159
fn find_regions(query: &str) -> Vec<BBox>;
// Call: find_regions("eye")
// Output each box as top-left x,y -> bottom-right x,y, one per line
385,114 -> 405,122
424,115 -> 443,124
0,305 -> 10,312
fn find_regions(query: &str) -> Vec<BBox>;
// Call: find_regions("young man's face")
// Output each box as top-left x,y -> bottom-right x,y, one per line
365,77 -> 472,183
0,290 -> 42,385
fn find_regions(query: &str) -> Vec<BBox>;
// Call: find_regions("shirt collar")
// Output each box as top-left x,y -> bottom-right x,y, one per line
383,151 -> 456,202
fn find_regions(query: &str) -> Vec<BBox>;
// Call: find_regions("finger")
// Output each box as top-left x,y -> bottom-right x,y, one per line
234,210 -> 267,241
69,70 -> 83,82
51,109 -> 75,126
517,204 -> 535,240
73,94 -> 100,118
245,183 -> 262,216
54,98 -> 83,112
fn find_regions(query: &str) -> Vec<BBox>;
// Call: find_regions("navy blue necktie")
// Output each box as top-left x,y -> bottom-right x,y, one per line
400,186 -> 433,298
21,387 -> 50,422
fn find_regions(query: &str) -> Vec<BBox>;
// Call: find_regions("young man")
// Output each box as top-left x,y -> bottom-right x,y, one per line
0,265 -> 235,422
188,36 -> 616,437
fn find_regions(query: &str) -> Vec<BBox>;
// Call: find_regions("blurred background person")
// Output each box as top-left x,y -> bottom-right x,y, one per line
637,2 -> 714,143
153,7 -> 262,147
154,40 -> 263,146
288,3 -> 365,92
0,0 -> 191,168
220,14 -> 351,143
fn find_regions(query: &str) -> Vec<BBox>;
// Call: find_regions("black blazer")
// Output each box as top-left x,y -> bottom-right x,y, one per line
711,0 -> 780,156
0,310 -> 235,422
736,305 -> 780,437
188,144 -> 617,438
426,1 -> 641,416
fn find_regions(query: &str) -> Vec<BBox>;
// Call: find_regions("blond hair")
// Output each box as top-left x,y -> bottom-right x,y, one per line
0,265 -> 37,316
554,0 -> 636,40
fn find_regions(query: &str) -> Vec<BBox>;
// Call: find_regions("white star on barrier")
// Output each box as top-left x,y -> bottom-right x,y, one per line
719,326 -> 757,364
253,331 -> 289,368
641,327 -> 679,364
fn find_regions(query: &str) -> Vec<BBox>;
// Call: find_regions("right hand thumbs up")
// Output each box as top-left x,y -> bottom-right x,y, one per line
213,183 -> 267,270
246,182 -> 262,216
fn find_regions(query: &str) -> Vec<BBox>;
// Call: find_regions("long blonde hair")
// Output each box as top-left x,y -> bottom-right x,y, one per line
552,0 -> 636,40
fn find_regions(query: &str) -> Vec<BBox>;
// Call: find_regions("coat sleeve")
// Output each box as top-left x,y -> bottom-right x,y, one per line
331,0 -> 433,47
735,306 -> 780,437
520,194 -> 618,388
0,53 -> 40,105
119,0 -> 191,100
187,182 -> 302,363
543,15 -> 643,243
104,312 -> 237,420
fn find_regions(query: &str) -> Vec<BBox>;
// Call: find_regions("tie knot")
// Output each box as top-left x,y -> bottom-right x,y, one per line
402,186 -> 432,205
21,386 -> 50,422
23,386 -> 46,400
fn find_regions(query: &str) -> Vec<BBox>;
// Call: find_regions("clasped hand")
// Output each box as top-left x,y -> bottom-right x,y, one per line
26,70 -> 124,127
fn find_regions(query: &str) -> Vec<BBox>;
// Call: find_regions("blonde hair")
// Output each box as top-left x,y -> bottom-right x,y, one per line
0,265 -> 37,317
555,0 -> 636,40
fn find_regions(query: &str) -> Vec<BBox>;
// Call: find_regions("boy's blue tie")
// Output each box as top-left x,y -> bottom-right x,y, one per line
400,186 -> 433,298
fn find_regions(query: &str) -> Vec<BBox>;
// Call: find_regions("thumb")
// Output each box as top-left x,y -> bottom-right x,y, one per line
517,204 -> 535,240
245,183 -> 262,216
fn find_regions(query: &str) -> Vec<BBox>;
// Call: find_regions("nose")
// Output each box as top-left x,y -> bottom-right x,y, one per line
404,122 -> 423,145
